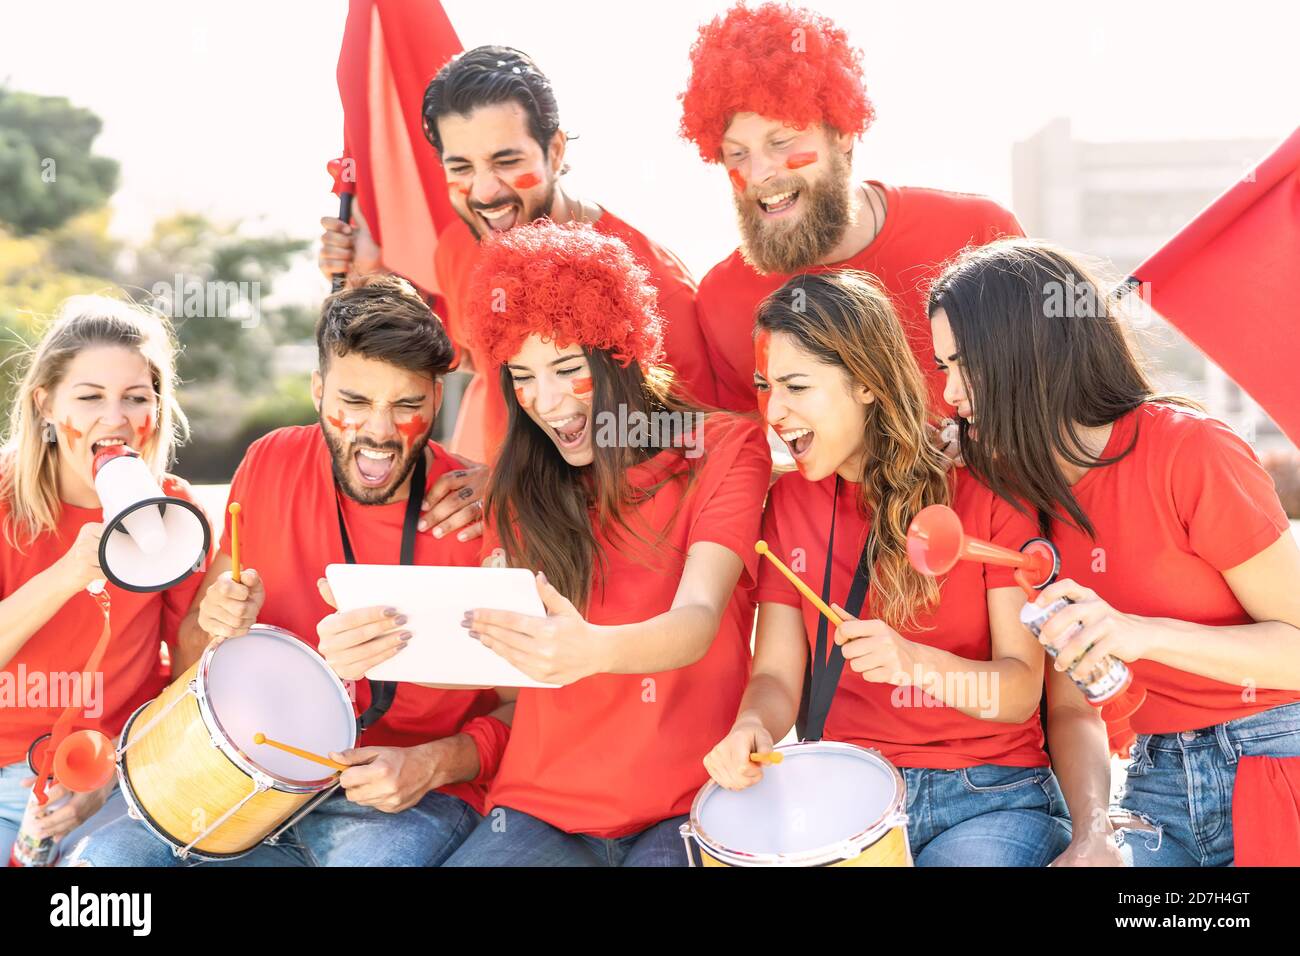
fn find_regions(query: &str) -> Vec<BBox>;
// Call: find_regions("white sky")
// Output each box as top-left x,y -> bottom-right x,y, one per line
2,0 -> 1297,300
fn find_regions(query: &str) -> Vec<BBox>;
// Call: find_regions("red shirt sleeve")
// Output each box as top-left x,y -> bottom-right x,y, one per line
983,486 -> 1041,590
1170,415 -> 1290,571
685,416 -> 772,588
754,484 -> 802,608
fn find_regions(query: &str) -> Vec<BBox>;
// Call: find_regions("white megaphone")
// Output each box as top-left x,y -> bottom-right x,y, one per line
93,445 -> 211,592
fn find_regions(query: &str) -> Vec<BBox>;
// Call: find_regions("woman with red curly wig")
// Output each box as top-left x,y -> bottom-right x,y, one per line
442,220 -> 771,866
679,2 -> 1023,420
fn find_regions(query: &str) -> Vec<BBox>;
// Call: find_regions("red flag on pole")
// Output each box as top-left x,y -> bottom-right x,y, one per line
335,0 -> 463,296
1129,127 -> 1300,446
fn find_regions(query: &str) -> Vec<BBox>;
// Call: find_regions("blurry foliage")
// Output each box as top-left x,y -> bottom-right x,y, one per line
0,87 -> 317,482
0,88 -> 119,235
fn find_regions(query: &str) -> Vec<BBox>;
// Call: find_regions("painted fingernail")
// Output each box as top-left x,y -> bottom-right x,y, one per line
457,532 -> 468,541
394,615 -> 408,626
384,607 -> 398,617
461,613 -> 473,628
433,527 -> 444,539
467,630 -> 481,640
398,631 -> 413,642
418,521 -> 428,532
452,470 -> 467,479
459,487 -> 474,499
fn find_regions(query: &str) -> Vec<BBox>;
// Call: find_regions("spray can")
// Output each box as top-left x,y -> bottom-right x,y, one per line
8,790 -> 69,867
1021,598 -> 1134,704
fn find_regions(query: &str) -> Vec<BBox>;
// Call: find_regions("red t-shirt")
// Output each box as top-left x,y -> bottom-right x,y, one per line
435,210 -> 716,462
218,425 -> 498,811
754,469 -> 1049,769
1053,402 -> 1296,735
486,414 -> 772,837
0,477 -> 210,766
697,181 -> 1024,414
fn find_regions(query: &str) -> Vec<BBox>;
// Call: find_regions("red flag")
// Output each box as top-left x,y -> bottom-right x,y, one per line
1130,128 -> 1300,445
335,0 -> 463,296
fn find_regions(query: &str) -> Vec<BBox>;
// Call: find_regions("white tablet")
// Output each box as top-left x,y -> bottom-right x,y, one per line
324,564 -> 560,689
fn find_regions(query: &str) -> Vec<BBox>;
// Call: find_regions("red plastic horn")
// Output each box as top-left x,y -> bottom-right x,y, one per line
907,505 -> 1058,596
52,729 -> 116,793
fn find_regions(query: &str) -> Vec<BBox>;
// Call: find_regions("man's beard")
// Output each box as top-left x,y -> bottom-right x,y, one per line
323,423 -> 422,505
459,178 -> 557,241
735,150 -> 854,275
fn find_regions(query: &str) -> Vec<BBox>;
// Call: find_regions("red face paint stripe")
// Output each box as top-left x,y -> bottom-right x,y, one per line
326,412 -> 348,431
571,377 -> 593,400
728,168 -> 747,192
512,172 -> 542,190
395,414 -> 430,452
755,328 -> 772,422
449,181 -> 470,197
59,417 -> 83,442
514,387 -> 532,409
785,151 -> 818,170
135,413 -> 152,447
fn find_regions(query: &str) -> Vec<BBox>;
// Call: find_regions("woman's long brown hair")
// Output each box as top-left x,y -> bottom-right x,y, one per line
928,238 -> 1198,537
756,270 -> 951,632
487,356 -> 708,613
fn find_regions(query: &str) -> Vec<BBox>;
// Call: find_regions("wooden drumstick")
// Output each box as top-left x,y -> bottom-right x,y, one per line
754,540 -> 843,627
252,732 -> 347,771
749,751 -> 784,765
228,502 -> 243,584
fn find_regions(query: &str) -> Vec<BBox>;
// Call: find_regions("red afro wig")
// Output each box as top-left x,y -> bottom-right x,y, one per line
466,219 -> 666,369
678,2 -> 875,163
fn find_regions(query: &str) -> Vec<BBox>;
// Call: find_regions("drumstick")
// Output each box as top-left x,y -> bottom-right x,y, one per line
228,502 -> 243,584
749,751 -> 784,765
252,732 -> 347,771
754,540 -> 843,627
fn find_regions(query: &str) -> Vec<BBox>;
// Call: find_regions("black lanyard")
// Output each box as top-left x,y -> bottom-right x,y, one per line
797,475 -> 874,742
334,447 -> 426,732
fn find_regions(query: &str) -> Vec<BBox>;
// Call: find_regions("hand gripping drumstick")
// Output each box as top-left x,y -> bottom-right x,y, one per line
749,751 -> 784,765
253,732 -> 347,772
754,540 -> 843,627
228,502 -> 243,585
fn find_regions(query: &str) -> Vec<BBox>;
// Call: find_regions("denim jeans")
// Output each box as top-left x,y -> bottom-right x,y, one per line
442,806 -> 690,867
64,788 -> 480,867
0,759 -> 129,863
1119,700 -> 1300,867
902,764 -> 1071,866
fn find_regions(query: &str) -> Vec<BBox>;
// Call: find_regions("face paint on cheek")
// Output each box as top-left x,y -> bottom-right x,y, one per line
512,172 -> 541,190
514,387 -> 533,410
59,417 -> 83,443
395,413 -> 430,452
785,151 -> 818,170
134,413 -> 152,448
325,411 -> 348,432
570,377 -> 593,404
754,327 -> 773,422
448,180 -> 470,198
728,168 -> 747,193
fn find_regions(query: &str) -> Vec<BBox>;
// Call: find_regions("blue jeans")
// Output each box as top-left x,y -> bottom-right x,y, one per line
443,806 -> 690,867
64,788 -> 480,867
0,759 -> 128,863
902,764 -> 1071,866
1119,700 -> 1300,867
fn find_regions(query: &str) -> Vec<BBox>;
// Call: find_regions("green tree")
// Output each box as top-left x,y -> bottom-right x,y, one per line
0,88 -> 119,235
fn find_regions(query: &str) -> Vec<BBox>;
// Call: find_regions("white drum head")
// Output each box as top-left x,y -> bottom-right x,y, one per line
697,743 -> 900,857
204,628 -> 356,784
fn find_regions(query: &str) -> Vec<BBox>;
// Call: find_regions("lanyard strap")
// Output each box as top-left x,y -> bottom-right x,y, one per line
798,476 -> 874,742
335,448 -> 426,732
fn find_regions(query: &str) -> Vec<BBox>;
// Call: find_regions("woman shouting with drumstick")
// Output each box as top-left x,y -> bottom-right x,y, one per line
927,240 -> 1300,867
442,220 -> 771,867
0,296 -> 211,863
703,270 -> 1071,866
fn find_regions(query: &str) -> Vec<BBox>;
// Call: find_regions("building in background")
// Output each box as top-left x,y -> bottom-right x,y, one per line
1013,118 -> 1288,451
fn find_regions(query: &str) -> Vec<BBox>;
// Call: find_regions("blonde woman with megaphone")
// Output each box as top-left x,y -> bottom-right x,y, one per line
0,295 -> 212,864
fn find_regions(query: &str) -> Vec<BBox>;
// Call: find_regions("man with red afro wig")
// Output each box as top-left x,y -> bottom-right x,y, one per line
679,2 -> 1025,419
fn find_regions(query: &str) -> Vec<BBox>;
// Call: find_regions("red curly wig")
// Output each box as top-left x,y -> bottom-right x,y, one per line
466,219 -> 666,369
679,2 -> 875,163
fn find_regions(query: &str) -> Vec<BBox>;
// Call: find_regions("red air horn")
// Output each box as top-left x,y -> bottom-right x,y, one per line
907,505 -> 1145,718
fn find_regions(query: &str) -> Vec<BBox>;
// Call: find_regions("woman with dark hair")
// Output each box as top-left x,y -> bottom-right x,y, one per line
703,269 -> 1070,866
442,220 -> 770,866
928,238 -> 1300,867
